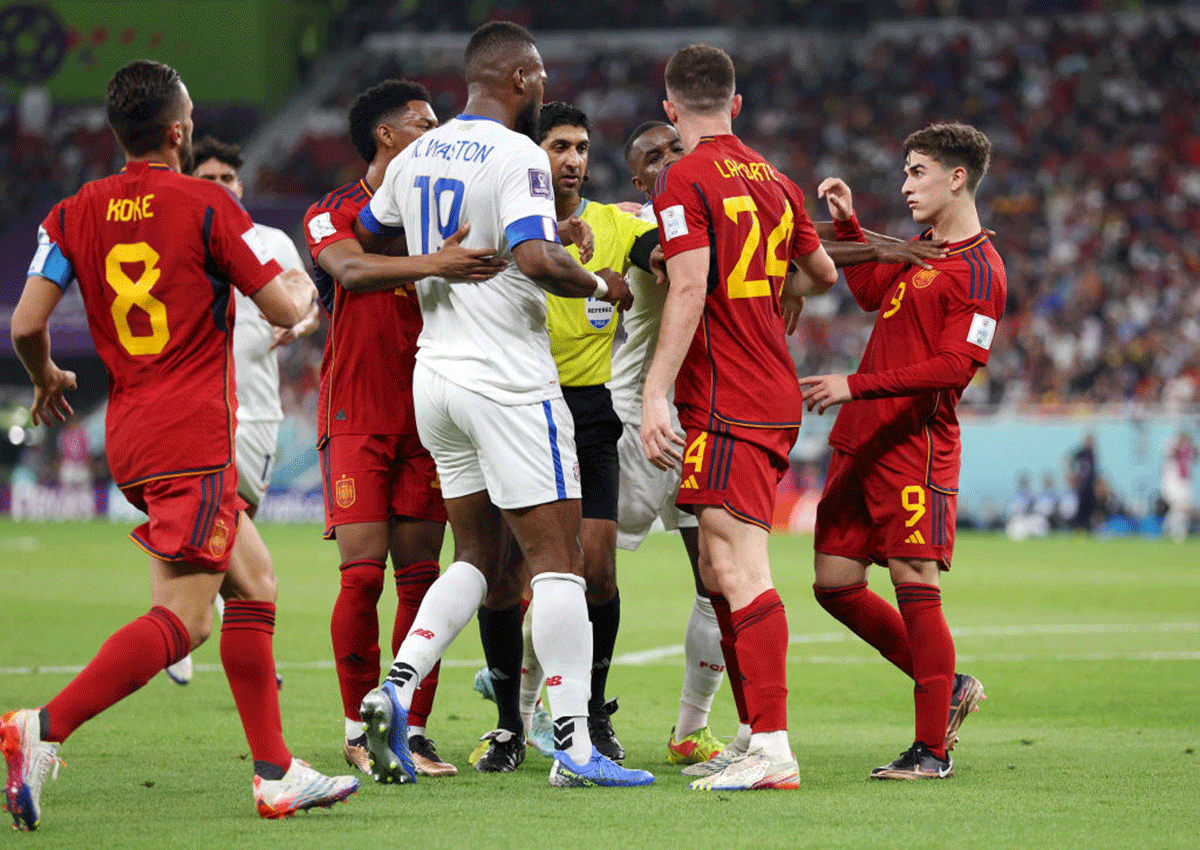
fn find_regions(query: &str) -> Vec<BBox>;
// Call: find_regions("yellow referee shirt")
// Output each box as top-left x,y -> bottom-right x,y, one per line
547,199 -> 656,386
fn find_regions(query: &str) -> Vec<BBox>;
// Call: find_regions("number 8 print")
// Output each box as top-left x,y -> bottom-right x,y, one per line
106,242 -> 170,355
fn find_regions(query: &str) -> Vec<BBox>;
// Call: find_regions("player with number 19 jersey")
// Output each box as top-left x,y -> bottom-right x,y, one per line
29,160 -> 281,489
653,135 -> 821,527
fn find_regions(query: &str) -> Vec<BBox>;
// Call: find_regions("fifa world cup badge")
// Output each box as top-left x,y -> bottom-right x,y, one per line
336,475 -> 357,509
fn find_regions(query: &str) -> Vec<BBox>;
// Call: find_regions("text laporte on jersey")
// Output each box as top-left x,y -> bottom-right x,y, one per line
714,159 -> 776,183
412,136 -> 495,164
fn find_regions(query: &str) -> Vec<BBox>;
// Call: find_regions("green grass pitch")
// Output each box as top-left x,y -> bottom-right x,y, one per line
1,518 -> 1197,848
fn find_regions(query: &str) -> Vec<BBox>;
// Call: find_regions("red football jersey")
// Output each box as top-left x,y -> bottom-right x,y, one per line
31,161 -> 281,488
652,134 -> 821,445
828,216 -> 1007,491
304,179 -> 421,441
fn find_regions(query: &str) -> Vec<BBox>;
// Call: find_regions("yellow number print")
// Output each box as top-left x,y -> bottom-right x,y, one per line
105,242 -> 169,355
882,281 -> 906,319
722,196 -> 793,299
684,432 -> 708,473
901,485 -> 926,527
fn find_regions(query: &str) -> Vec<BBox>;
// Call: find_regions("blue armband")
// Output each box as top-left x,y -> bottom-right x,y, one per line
357,204 -> 404,238
504,215 -> 560,249
28,242 -> 74,291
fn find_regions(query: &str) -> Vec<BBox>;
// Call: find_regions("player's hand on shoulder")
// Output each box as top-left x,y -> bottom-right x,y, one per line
818,177 -> 854,221
559,215 -> 594,265
650,245 -> 668,286
595,267 -> 633,311
798,373 -> 851,414
31,364 -> 77,426
434,223 -> 508,281
639,395 -> 685,471
875,239 -> 947,269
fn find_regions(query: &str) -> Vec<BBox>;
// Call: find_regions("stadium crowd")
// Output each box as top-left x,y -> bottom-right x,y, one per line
258,9 -> 1200,412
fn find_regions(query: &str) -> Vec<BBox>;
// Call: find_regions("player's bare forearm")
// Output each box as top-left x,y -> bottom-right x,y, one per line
322,227 -> 506,292
643,251 -> 706,402
511,240 -> 632,309
11,276 -> 63,386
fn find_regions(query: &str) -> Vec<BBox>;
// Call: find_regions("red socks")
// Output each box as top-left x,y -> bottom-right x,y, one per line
708,593 -> 749,726
221,600 -> 291,769
394,560 -> 441,728
330,558 -> 386,721
43,606 -> 190,742
813,582 -> 914,677
895,583 -> 954,759
730,589 -> 790,734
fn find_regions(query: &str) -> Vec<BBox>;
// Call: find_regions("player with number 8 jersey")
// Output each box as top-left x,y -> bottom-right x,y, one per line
33,160 -> 280,489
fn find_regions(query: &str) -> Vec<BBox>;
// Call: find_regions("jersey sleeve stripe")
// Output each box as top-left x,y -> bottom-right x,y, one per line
201,206 -> 232,333
972,247 -> 994,300
320,183 -> 359,211
505,214 -> 560,249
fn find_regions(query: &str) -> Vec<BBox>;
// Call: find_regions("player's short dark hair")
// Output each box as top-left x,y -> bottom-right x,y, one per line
190,135 -> 243,172
536,101 -> 589,144
624,120 -> 671,165
347,79 -> 432,163
664,44 -> 735,115
904,123 -> 992,192
105,59 -> 188,156
464,21 -> 537,81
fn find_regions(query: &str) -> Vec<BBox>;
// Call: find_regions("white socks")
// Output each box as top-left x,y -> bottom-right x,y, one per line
388,560 -> 487,709
750,729 -> 792,763
530,571 -> 592,764
676,592 -> 724,737
519,603 -> 543,735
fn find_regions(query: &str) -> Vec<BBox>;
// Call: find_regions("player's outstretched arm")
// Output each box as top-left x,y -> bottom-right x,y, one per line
325,224 -> 507,293
11,276 -> 77,425
511,239 -> 633,309
640,246 -> 706,470
557,215 -> 594,265
250,273 -> 311,330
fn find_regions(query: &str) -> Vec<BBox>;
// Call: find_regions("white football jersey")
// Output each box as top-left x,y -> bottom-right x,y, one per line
232,223 -> 305,423
608,203 -> 677,427
365,115 -> 562,405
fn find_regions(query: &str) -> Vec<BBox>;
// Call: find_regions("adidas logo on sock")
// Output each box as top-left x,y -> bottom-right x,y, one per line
904,530 -> 926,545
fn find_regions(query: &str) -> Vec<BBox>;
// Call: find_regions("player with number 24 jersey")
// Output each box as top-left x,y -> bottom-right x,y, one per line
30,160 -> 281,489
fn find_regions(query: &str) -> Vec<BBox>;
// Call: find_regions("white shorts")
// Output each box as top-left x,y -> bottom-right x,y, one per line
413,362 -> 581,510
235,419 -> 280,507
616,419 -> 697,551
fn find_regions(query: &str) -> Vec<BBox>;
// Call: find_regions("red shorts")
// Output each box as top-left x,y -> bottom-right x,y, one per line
320,433 -> 448,538
675,427 -> 794,531
123,468 -> 246,573
814,448 -> 956,569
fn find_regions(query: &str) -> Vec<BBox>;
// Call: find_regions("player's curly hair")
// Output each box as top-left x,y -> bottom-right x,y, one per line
904,123 -> 992,192
106,60 -> 188,156
664,44 -> 735,115
536,101 -> 589,144
347,79 -> 432,164
190,136 -> 243,172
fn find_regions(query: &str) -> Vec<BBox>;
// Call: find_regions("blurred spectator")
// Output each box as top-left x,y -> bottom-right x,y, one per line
1160,431 -> 1197,542
56,416 -> 91,495
1006,472 -> 1035,520
1069,434 -> 1098,531
1033,472 -> 1062,527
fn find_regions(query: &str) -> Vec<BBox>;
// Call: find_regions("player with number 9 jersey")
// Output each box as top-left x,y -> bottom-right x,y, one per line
653,134 -> 822,526
30,160 -> 282,489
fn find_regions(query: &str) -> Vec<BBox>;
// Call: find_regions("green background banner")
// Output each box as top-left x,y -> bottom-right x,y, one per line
0,0 -> 326,106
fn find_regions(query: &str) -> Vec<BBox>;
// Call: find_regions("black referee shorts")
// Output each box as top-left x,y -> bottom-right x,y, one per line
562,384 -> 622,521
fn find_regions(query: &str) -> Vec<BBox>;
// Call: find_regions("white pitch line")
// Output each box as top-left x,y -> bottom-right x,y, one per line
3,622 -> 1197,676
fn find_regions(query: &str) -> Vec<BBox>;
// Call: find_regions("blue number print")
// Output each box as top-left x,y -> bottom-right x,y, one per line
414,176 -> 465,254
